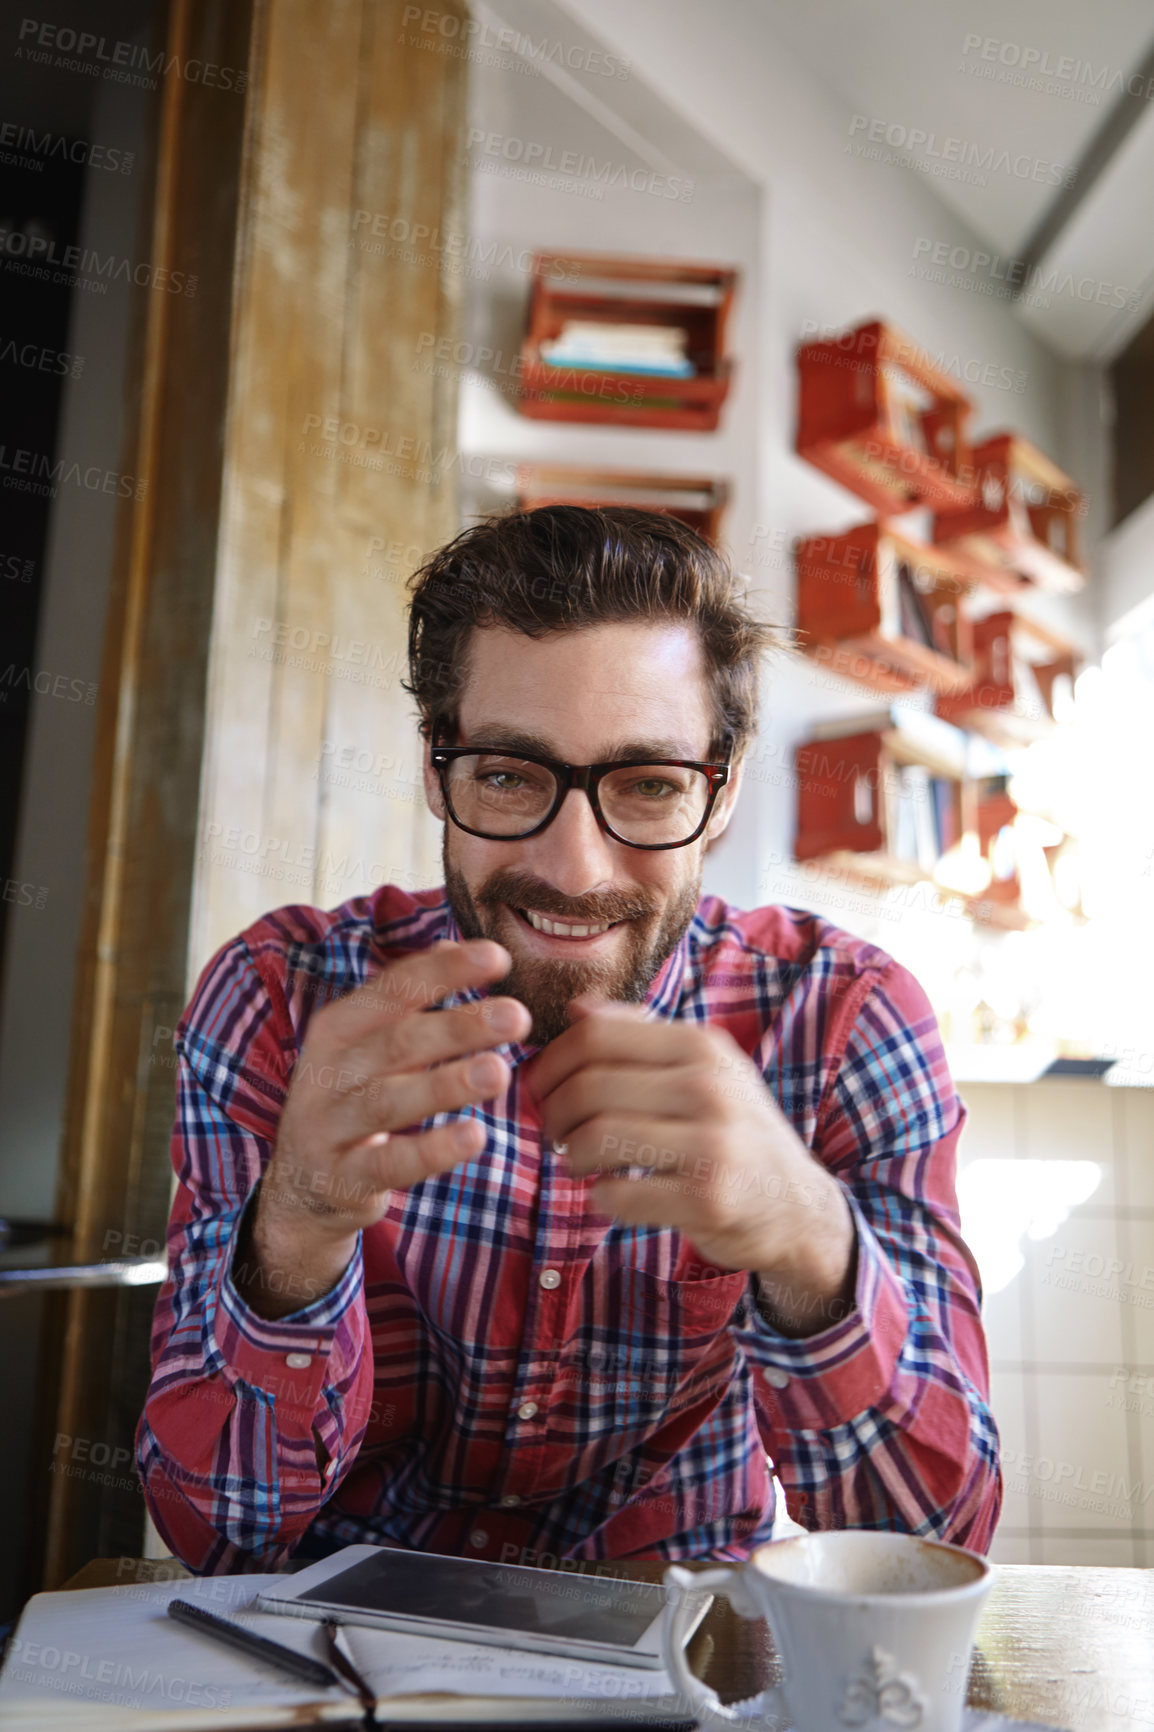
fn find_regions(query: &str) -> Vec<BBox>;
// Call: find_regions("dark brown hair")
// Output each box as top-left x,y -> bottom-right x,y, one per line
403,505 -> 781,757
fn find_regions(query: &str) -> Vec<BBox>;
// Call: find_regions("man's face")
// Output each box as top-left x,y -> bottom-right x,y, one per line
423,621 -> 742,1047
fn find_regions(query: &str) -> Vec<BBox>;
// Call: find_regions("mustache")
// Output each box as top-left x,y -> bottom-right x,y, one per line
477,871 -> 658,925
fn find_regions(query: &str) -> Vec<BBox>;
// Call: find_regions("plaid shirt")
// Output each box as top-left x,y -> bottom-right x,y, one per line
137,887 -> 1001,1573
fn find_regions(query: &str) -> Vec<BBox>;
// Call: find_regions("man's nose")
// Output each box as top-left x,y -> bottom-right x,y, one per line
521,786 -> 620,897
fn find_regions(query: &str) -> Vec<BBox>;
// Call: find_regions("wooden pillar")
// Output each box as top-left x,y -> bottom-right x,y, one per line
189,0 -> 468,964
41,0 -> 255,1589
43,0 -> 468,1587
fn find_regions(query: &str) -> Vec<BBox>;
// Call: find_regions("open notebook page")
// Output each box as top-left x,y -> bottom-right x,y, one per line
0,1562 -> 682,1730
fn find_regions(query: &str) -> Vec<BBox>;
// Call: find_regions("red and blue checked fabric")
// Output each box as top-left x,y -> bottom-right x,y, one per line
136,887 -> 1001,1573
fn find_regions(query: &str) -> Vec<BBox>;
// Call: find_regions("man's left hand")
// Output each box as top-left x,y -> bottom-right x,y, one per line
522,996 -> 858,1338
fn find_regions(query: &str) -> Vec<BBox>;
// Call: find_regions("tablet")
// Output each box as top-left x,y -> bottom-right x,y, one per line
257,1543 -> 712,1669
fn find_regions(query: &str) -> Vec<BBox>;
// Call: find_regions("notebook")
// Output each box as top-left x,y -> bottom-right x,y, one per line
0,1567 -> 693,1729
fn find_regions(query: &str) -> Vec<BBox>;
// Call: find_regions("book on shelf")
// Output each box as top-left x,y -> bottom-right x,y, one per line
895,560 -> 936,649
885,763 -> 957,869
538,320 -> 694,377
932,775 -> 960,853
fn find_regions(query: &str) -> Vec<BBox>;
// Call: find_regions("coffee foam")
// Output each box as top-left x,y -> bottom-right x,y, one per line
751,1532 -> 988,1596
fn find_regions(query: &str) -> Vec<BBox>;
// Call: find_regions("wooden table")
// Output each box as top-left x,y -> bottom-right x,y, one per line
62,1557 -> 1154,1732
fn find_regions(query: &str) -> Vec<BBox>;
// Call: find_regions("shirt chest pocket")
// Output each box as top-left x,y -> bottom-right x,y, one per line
568,1263 -> 749,1425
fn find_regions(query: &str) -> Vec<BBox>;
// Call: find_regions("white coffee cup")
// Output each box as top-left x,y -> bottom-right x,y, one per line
664,1530 -> 993,1732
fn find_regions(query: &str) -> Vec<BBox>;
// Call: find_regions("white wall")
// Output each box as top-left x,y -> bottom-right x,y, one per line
458,0 -> 1101,951
958,1079 -> 1154,1569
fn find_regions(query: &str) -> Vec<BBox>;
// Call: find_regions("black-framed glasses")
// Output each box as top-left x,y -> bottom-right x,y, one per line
430,731 -> 733,851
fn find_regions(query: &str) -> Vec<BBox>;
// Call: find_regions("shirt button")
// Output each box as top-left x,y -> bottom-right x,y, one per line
517,1401 -> 539,1421
763,1366 -> 790,1389
285,1352 -> 312,1369
539,1269 -> 561,1290
500,1494 -> 523,1507
470,1529 -> 489,1548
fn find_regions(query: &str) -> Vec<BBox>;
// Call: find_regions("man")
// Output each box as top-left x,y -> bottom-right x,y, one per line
138,506 -> 1000,1573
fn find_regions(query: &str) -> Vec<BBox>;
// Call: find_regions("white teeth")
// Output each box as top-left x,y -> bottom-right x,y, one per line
522,908 -> 612,939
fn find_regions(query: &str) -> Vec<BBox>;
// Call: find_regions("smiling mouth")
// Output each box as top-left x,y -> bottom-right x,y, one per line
511,905 -> 625,940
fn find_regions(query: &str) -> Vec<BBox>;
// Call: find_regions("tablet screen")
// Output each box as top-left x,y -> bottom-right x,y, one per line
315,1550 -> 665,1649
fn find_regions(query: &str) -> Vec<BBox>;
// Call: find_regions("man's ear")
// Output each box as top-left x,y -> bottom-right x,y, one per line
705,754 -> 744,843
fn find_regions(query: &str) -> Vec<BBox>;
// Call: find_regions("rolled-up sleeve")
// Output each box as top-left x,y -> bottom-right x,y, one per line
734,958 -> 1002,1550
135,939 -> 374,1573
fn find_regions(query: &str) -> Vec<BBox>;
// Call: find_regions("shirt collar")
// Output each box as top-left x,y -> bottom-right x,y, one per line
435,897 -> 692,1063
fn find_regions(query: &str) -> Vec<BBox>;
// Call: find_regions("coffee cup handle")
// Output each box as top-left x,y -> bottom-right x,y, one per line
663,1564 -> 788,1730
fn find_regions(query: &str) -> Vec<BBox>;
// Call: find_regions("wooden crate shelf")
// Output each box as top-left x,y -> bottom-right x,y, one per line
932,433 -> 1086,593
517,253 -> 738,431
795,521 -> 975,696
796,320 -> 978,513
514,466 -> 730,543
795,724 -> 1081,928
794,726 -> 971,890
935,608 -> 1081,745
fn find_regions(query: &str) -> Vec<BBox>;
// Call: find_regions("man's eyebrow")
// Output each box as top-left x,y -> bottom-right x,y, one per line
458,727 -> 703,762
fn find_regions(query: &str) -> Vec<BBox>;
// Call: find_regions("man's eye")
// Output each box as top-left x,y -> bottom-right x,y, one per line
480,771 -> 524,790
630,778 -> 676,797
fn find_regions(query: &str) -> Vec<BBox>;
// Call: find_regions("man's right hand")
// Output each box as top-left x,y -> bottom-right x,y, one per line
234,939 -> 530,1318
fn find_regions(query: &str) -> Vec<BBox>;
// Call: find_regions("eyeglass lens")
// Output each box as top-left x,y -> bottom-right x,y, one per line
444,753 -> 712,843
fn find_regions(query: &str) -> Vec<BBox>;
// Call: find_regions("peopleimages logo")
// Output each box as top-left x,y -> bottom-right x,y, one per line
0,225 -> 196,295
847,113 -> 1076,188
464,129 -> 694,201
0,120 -> 133,172
910,237 -> 1142,313
961,33 -> 1154,103
15,17 -> 247,91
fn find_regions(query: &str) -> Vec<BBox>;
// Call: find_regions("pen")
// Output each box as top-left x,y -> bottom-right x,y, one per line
167,1597 -> 341,1690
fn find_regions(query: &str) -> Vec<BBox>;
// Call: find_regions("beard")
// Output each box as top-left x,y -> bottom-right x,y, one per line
442,841 -> 701,1047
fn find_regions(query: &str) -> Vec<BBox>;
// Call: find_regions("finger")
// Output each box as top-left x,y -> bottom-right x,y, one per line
360,1047 -> 512,1134
364,1114 -> 487,1192
326,939 -> 513,1039
368,994 -> 531,1076
559,1114 -> 702,1181
319,1114 -> 488,1212
588,1170 -> 703,1231
524,1012 -> 711,1103
542,1064 -> 722,1150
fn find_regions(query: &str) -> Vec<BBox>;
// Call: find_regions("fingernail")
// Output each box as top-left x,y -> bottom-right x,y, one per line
467,1054 -> 504,1090
464,938 -> 502,963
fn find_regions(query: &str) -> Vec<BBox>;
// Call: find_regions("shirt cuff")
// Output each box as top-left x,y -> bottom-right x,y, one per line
208,1195 -> 366,1436
733,1191 -> 911,1428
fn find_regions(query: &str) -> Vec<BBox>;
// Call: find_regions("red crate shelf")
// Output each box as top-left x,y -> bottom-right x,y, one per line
935,609 -> 1081,745
514,466 -> 730,543
794,727 -> 971,890
795,726 -> 1080,928
517,253 -> 737,431
795,521 -> 975,695
932,433 -> 1086,593
796,320 -> 978,513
